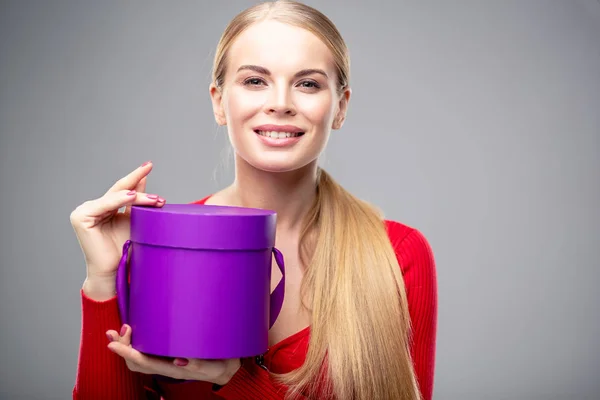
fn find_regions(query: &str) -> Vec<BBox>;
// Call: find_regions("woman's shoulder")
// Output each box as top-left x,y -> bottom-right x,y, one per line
383,219 -> 436,277
384,219 -> 415,243
384,219 -> 430,248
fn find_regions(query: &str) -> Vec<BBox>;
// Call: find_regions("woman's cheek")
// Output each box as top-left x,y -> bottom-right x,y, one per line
226,88 -> 266,121
295,93 -> 334,126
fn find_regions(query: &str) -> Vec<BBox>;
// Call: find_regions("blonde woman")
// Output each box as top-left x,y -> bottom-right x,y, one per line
70,1 -> 437,399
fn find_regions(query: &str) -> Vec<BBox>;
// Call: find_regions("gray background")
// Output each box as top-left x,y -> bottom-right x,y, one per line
1,0 -> 599,399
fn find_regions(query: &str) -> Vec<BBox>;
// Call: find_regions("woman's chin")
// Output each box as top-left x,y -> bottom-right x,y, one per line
243,155 -> 316,174
251,162 -> 303,173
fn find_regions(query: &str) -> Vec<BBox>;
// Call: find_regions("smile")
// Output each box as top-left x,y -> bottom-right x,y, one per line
255,130 -> 305,139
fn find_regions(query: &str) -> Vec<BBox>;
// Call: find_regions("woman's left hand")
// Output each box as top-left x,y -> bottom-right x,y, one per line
106,324 -> 242,385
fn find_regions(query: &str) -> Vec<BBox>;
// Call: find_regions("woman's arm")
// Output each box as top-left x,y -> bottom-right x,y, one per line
72,290 -> 152,400
391,225 -> 439,400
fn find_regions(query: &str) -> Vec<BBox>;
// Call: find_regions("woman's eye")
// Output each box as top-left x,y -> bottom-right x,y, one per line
298,80 -> 320,89
244,78 -> 265,86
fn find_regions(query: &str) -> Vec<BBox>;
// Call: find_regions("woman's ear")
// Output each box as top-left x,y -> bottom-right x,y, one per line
332,87 -> 352,130
209,83 -> 227,126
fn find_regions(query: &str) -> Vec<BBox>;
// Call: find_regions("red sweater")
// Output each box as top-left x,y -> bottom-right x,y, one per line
73,197 -> 438,399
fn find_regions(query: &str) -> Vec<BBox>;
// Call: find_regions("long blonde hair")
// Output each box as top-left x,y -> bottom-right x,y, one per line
212,2 -> 420,399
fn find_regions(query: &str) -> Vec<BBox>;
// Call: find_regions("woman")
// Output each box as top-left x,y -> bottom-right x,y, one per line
70,1 -> 437,399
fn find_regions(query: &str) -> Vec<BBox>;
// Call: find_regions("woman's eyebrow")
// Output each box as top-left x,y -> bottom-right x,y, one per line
295,68 -> 328,79
236,65 -> 329,78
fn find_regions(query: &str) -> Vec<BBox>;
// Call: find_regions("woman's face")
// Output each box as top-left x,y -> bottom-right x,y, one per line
210,20 -> 350,173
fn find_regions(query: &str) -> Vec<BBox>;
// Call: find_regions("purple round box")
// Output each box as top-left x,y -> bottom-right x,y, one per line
115,203 -> 286,360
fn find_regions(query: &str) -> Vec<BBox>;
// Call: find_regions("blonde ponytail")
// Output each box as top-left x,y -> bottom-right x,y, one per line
275,168 -> 421,400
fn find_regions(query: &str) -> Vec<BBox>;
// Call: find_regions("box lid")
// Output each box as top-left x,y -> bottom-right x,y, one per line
130,203 -> 277,250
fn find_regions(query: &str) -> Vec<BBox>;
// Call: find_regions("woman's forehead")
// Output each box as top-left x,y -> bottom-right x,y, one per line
227,20 -> 335,75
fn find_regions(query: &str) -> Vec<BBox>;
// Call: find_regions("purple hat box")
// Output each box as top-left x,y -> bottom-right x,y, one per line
115,203 -> 286,361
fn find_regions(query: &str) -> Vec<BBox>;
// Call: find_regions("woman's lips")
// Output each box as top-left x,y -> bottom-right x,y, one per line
256,130 -> 303,139
253,124 -> 304,133
254,129 -> 305,147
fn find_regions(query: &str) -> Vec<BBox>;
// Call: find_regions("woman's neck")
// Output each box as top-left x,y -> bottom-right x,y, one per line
225,156 -> 318,231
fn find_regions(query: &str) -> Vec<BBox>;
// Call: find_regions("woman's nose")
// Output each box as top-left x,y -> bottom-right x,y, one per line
264,86 -> 296,116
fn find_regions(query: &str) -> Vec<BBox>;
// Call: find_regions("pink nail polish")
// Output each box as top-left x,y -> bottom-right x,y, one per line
107,333 -> 113,342
120,325 -> 127,336
146,194 -> 158,200
127,190 -> 136,196
158,197 -> 166,203
174,358 -> 189,367
141,161 -> 151,167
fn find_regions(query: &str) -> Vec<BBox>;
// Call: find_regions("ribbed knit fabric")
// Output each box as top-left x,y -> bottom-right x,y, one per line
73,197 -> 438,400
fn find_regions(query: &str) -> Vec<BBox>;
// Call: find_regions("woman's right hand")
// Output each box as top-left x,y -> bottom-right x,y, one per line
70,161 -> 166,301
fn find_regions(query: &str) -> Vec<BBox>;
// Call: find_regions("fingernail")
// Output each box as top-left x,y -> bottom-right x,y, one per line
127,190 -> 136,196
120,325 -> 127,336
174,358 -> 189,367
157,197 -> 165,203
107,333 -> 114,342
141,161 -> 151,167
146,194 -> 158,200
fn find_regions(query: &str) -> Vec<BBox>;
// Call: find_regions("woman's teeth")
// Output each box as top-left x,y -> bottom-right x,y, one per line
256,131 -> 303,139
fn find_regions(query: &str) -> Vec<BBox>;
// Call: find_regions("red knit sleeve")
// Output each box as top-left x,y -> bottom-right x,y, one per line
392,226 -> 438,400
72,290 -> 152,400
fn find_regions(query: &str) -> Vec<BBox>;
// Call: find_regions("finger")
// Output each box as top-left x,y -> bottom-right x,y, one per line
107,341 -> 185,379
135,176 -> 147,194
71,190 -> 137,226
106,330 -> 118,343
105,324 -> 130,346
107,340 -> 146,369
173,358 -> 189,367
112,325 -> 173,368
106,328 -> 142,372
124,177 -> 166,215
118,324 -> 132,345
134,177 -> 167,206
106,325 -> 143,373
115,325 -> 192,378
123,192 -> 166,216
106,161 -> 153,194
107,325 -> 144,371
76,190 -> 159,220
